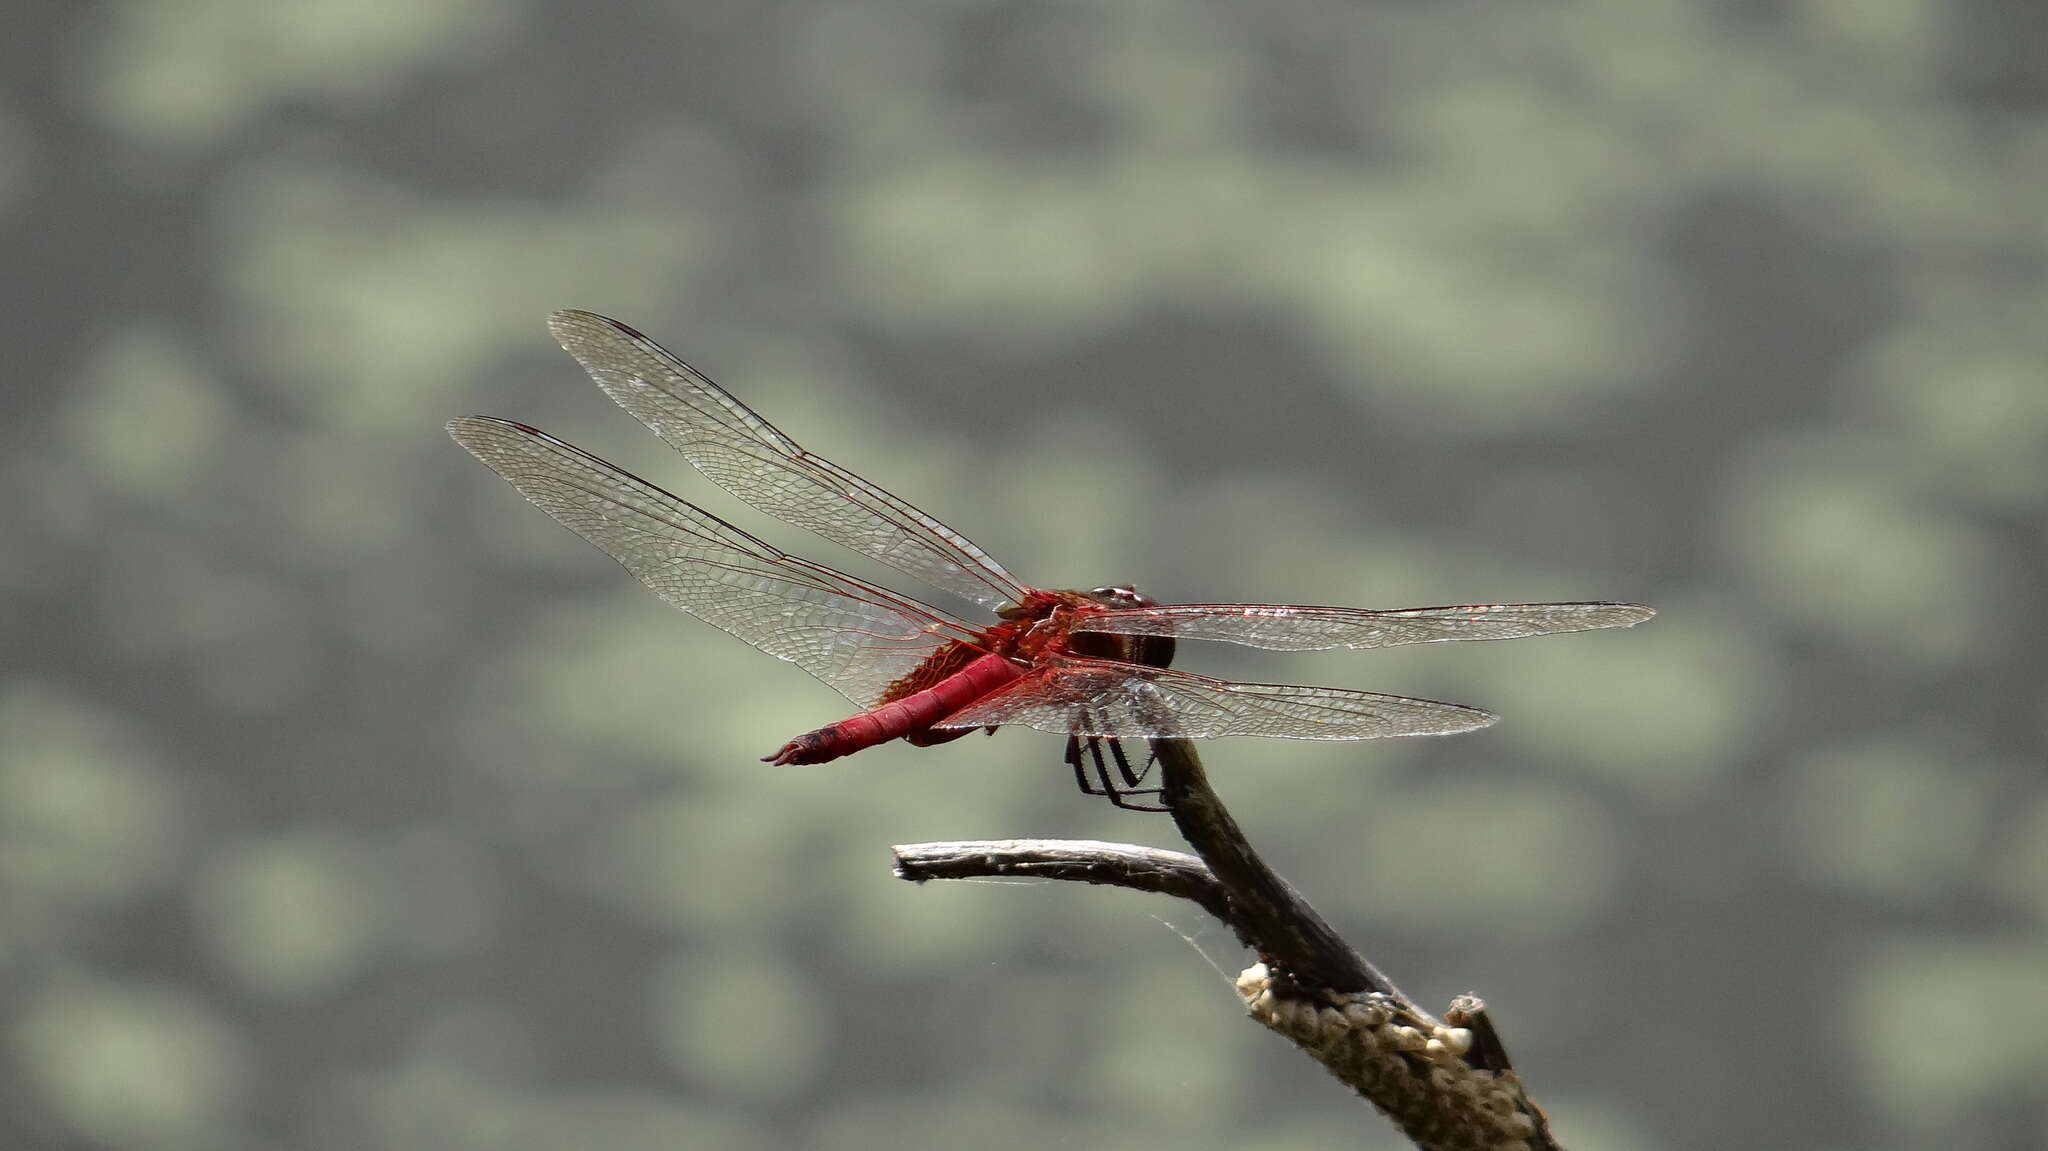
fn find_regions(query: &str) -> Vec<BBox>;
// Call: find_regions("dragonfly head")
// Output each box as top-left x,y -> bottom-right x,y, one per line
1083,585 -> 1157,610
1072,585 -> 1174,670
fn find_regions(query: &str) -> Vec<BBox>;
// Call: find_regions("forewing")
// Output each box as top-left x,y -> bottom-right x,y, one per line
448,416 -> 968,708
548,310 -> 1031,611
1073,601 -> 1656,651
932,656 -> 1497,742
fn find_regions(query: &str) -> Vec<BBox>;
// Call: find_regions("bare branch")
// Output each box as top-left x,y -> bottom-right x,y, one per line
890,739 -> 1563,1151
892,838 -> 1232,923
1152,737 -> 1401,997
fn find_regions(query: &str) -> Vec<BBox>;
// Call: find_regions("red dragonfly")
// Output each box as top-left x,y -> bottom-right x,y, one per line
450,311 -> 1653,808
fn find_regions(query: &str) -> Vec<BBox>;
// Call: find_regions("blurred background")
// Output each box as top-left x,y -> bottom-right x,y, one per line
5,2 -> 2045,1148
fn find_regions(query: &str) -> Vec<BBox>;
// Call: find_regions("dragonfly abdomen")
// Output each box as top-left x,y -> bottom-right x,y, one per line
762,652 -> 1024,765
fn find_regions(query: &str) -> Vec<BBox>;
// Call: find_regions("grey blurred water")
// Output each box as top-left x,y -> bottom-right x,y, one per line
4,2 -> 2046,1148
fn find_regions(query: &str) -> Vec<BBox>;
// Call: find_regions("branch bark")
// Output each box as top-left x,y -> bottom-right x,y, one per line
891,739 -> 1560,1151
893,837 -> 1230,924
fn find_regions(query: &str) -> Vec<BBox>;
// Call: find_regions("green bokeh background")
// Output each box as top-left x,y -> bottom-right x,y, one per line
7,2 -> 2046,1148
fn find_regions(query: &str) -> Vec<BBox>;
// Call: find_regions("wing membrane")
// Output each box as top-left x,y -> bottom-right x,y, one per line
932,656 -> 1497,742
448,416 -> 975,707
547,310 -> 1031,611
1073,601 -> 1655,651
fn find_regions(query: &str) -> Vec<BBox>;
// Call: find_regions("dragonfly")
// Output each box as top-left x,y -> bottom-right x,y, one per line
450,311 -> 1654,809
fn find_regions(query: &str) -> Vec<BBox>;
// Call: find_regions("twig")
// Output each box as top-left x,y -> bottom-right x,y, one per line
892,838 -> 1231,924
891,738 -> 1560,1151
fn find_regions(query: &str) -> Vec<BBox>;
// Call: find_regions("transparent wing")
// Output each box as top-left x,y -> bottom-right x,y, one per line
547,310 -> 1031,611
1073,601 -> 1656,651
448,416 -> 978,708
932,656 -> 1497,742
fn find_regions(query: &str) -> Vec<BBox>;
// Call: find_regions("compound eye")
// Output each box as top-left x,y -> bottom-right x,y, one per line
1088,585 -> 1155,608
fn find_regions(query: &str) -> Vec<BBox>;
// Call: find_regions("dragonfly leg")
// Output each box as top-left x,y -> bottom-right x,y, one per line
1066,735 -> 1106,797
1068,736 -> 1167,813
1106,738 -> 1151,790
1099,740 -> 1167,810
